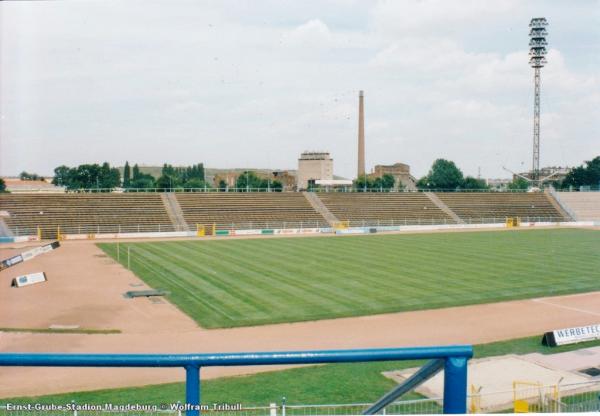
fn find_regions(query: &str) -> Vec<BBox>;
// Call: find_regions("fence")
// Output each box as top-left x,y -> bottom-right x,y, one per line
0,346 -> 472,416
468,379 -> 600,414
556,185 -> 600,192
9,216 -> 569,238
342,216 -> 564,228
10,221 -> 331,238
16,187 -> 552,194
10,224 -> 185,238
3,380 -> 600,416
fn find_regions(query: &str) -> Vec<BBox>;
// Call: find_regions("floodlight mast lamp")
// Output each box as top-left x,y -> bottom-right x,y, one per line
529,17 -> 548,184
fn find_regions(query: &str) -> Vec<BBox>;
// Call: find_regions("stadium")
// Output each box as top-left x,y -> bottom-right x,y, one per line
1,187 -> 600,415
1,2 -> 600,416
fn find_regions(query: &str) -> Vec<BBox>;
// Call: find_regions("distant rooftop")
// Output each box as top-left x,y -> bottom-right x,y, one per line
299,151 -> 332,160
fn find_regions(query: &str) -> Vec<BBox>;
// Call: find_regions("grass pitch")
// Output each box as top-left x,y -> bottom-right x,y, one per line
98,228 -> 600,328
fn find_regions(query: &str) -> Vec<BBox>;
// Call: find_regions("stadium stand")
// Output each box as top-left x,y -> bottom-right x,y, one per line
316,192 -> 455,226
556,192 -> 600,221
0,192 -> 576,238
0,194 -> 173,238
435,192 -> 568,223
175,193 -> 329,230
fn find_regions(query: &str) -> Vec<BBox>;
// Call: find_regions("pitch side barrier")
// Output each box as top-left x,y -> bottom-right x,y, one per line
0,345 -> 472,416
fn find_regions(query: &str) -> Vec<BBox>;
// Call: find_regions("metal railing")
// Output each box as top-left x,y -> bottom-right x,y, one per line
4,187 -> 558,194
0,346 -> 472,416
555,185 -> 600,192
11,224 -> 185,237
2,379 -> 599,415
8,216 -> 569,238
344,216 -> 565,228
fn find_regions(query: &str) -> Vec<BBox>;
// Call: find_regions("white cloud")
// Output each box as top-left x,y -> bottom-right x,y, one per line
370,0 -> 518,37
0,0 -> 598,180
286,19 -> 332,47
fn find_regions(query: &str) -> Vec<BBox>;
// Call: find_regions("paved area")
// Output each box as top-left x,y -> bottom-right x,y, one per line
385,347 -> 600,412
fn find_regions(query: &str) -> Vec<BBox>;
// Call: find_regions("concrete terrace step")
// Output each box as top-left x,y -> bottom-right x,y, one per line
425,192 -> 463,224
303,192 -> 339,226
161,193 -> 191,231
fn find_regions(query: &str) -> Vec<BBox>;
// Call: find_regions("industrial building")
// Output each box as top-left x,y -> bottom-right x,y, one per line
297,152 -> 334,190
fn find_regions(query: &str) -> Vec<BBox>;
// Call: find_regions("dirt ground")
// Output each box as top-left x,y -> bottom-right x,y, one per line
1,228 -> 600,398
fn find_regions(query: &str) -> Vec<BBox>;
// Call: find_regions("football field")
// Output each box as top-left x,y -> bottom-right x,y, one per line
98,228 -> 600,328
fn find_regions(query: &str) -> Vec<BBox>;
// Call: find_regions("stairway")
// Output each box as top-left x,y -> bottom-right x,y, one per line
160,193 -> 190,231
424,192 -> 463,224
303,192 -> 339,226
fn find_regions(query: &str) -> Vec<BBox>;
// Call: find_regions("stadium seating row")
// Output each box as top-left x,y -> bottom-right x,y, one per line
435,192 -> 566,223
175,193 -> 328,230
0,192 -> 571,238
317,193 -> 453,226
0,194 -> 173,238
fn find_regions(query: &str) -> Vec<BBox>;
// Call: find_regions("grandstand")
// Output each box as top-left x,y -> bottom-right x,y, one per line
0,194 -> 173,238
0,191 -> 576,238
316,192 -> 454,226
435,192 -> 568,223
556,192 -> 600,221
175,192 -> 328,230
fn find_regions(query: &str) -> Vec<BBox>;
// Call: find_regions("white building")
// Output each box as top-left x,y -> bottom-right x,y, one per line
297,152 -> 333,190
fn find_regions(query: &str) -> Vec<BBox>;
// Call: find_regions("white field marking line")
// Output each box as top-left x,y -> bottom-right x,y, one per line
531,298 -> 600,317
534,291 -> 600,300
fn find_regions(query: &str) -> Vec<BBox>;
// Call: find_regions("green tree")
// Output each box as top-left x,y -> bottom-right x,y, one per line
184,178 -> 208,190
259,179 -> 282,192
0,178 -> 6,193
132,164 -> 141,181
130,176 -> 155,189
508,177 -> 530,190
156,175 -> 177,190
51,163 -> 120,190
562,156 -> 600,188
416,176 -> 429,189
52,166 -> 73,187
74,164 -> 102,189
98,162 -> 120,190
218,179 -> 227,191
130,164 -> 156,189
123,161 -> 131,188
371,174 -> 395,191
353,175 -> 373,191
182,163 -> 205,182
421,159 -> 464,190
461,176 -> 489,190
236,171 -> 263,191
20,171 -> 41,181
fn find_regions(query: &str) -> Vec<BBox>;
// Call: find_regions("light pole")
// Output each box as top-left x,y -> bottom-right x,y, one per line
529,17 -> 548,185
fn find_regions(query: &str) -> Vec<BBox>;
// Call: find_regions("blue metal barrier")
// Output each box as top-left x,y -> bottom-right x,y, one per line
0,345 -> 472,415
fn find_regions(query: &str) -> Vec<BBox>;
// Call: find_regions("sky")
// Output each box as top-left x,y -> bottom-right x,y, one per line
1,0 -> 599,180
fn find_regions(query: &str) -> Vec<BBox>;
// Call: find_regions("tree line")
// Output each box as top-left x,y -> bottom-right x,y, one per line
52,163 -> 121,190
415,159 -> 490,190
6,155 -> 599,193
233,171 -> 283,191
51,162 -> 208,191
47,162 -> 282,191
561,156 -> 600,189
352,174 -> 396,191
123,162 -> 208,190
19,171 -> 46,181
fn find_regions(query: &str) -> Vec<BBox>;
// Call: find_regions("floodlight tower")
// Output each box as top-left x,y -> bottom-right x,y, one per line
529,17 -> 548,184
